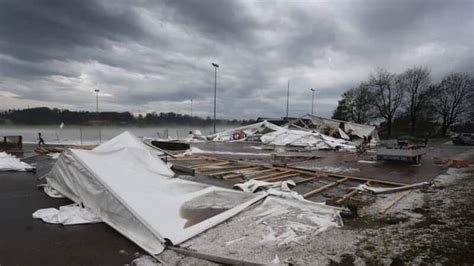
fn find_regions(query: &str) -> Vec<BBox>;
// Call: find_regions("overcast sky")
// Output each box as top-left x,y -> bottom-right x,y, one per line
0,0 -> 472,119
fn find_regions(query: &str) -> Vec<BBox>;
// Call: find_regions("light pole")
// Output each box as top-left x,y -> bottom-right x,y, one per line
190,98 -> 193,118
94,89 -> 101,143
190,98 -> 193,127
211,62 -> 219,134
310,88 -> 315,115
286,79 -> 290,118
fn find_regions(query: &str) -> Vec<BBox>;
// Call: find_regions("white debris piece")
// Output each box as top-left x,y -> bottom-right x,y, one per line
32,204 -> 101,225
47,153 -> 61,160
207,121 -> 282,141
0,152 -> 33,171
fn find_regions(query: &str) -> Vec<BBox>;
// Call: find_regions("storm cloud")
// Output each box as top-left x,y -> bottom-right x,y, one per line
0,0 -> 472,118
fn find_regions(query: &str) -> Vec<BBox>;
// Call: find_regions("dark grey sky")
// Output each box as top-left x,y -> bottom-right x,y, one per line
0,0 -> 472,119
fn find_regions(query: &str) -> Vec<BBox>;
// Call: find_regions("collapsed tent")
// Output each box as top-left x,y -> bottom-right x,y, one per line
207,121 -> 282,141
260,127 -> 356,150
0,151 -> 34,171
289,114 -> 380,144
44,131 -> 265,255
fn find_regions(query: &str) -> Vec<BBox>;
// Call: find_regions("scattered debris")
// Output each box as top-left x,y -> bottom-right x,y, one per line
0,151 -> 34,171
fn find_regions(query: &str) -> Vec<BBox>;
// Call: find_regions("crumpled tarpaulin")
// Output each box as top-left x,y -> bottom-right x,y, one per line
44,131 -> 265,255
207,120 -> 282,141
0,152 -> 34,171
260,127 -> 356,150
234,179 -> 306,201
32,204 -> 101,225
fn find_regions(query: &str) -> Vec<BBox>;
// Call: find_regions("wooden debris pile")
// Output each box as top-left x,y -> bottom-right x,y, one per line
170,154 -> 409,212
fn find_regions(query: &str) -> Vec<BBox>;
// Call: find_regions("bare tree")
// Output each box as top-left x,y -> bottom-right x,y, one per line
399,66 -> 431,135
368,68 -> 404,137
431,73 -> 473,136
332,83 -> 374,124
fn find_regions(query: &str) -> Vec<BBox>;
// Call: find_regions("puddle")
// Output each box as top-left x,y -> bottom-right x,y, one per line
179,190 -> 256,228
180,206 -> 229,228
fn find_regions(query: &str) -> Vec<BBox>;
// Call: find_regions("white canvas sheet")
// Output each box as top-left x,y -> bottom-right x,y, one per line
0,152 -> 33,171
46,132 -> 264,255
260,128 -> 356,150
208,121 -> 282,141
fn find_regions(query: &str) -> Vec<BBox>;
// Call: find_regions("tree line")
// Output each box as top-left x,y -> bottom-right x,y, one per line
0,107 -> 255,126
332,67 -> 473,137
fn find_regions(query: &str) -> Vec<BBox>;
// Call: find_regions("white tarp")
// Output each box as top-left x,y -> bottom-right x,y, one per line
0,152 -> 33,171
208,121 -> 282,141
291,114 -> 380,143
260,128 -> 356,150
32,204 -> 101,225
45,131 -> 265,255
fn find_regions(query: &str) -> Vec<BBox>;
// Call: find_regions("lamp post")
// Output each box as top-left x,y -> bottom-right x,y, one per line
310,88 -> 315,115
211,62 -> 219,134
190,98 -> 193,127
94,89 -> 101,143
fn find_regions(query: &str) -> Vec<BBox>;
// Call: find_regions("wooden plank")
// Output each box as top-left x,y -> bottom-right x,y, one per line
245,168 -> 275,176
208,165 -> 260,177
295,177 -> 317,185
261,173 -> 300,182
303,177 -> 349,198
379,191 -> 411,214
252,170 -> 288,181
327,173 -> 406,187
200,164 -> 261,173
191,161 -> 230,169
336,181 -> 370,205
220,167 -> 262,180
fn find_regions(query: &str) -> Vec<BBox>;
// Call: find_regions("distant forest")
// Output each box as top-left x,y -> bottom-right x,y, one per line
0,107 -> 256,126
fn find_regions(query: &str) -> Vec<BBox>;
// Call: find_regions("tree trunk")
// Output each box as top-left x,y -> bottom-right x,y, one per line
410,116 -> 416,136
387,118 -> 392,138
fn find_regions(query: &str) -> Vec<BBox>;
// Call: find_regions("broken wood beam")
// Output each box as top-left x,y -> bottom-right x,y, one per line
304,177 -> 349,198
336,181 -> 371,205
295,177 -> 317,185
261,173 -> 300,182
207,165 -> 260,177
191,161 -> 230,169
379,190 -> 411,214
252,170 -> 289,181
220,167 -> 262,180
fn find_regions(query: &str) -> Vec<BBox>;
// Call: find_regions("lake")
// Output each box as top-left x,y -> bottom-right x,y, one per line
0,125 -> 231,144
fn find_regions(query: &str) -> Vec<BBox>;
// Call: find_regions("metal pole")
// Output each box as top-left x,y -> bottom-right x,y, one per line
211,62 -> 219,134
94,89 -> 101,143
311,88 -> 315,115
286,79 -> 290,118
213,67 -> 217,134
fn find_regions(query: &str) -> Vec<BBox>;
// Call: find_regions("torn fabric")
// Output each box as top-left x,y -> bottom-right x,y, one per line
32,204 -> 101,225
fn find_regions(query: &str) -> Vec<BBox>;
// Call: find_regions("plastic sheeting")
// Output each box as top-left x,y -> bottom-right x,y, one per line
0,152 -> 33,171
45,131 -> 265,255
207,121 -> 282,141
32,204 -> 101,225
260,128 -> 356,150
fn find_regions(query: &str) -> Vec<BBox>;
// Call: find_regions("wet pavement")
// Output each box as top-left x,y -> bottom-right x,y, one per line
0,154 -> 143,266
